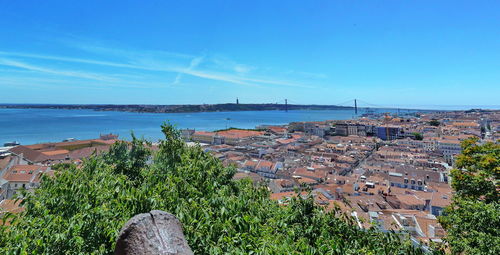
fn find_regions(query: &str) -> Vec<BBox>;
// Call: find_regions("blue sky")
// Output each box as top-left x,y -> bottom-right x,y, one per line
0,0 -> 499,109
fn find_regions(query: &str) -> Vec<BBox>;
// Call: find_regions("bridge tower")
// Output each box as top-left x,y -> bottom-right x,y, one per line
354,99 -> 358,115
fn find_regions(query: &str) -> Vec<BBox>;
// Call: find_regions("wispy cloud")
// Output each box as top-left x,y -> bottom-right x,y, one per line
0,51 -> 160,72
62,40 -> 321,88
0,41 -> 322,90
0,58 -> 113,82
177,68 -> 255,86
0,68 -> 174,90
67,40 -> 195,60
211,56 -> 255,74
234,64 -> 254,74
173,55 -> 205,85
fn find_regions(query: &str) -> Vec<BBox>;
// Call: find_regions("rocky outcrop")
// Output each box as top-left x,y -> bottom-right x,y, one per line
114,210 -> 193,255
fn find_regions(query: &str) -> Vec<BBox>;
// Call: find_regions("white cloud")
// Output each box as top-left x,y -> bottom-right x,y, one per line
0,43 -> 319,89
65,43 -> 317,88
234,64 -> 253,74
0,58 -> 114,82
173,55 -> 206,85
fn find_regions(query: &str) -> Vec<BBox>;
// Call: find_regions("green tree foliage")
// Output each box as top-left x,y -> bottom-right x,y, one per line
412,132 -> 424,141
429,120 -> 440,127
50,162 -> 76,171
102,133 -> 151,182
1,124 -> 425,254
439,138 -> 500,254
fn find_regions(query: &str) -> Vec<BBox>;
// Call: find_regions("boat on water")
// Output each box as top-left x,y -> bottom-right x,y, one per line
3,141 -> 20,147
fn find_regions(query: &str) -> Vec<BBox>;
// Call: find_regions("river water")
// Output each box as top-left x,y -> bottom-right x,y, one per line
0,108 -> 414,145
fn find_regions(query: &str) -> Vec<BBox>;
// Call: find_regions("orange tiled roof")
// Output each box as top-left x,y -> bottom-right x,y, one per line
431,194 -> 451,208
257,160 -> 273,168
53,139 -> 95,147
9,146 -> 48,163
32,170 -> 55,183
216,129 -> 264,139
193,131 -> 216,136
92,139 -> 118,145
269,126 -> 287,133
3,165 -> 49,182
0,156 -> 11,170
0,199 -> 24,214
41,149 -> 69,156
438,139 -> 461,145
243,160 -> 258,167
395,194 -> 425,206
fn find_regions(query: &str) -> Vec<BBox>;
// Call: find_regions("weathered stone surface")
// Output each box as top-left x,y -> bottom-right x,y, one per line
114,210 -> 193,255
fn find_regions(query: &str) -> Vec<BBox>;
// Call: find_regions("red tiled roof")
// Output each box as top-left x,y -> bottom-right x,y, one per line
0,199 -> 24,214
69,145 -> 110,159
32,170 -> 55,183
9,146 -> 48,163
53,139 -> 95,147
257,160 -> 273,169
193,131 -> 216,136
91,139 -> 118,145
41,149 -> 69,156
0,156 -> 11,170
270,191 -> 298,201
243,160 -> 258,168
395,194 -> 425,206
216,129 -> 264,139
3,165 -> 49,182
431,194 -> 451,208
268,126 -> 287,133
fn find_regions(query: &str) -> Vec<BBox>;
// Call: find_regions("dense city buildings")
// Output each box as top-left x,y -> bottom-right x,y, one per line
181,109 -> 499,245
0,134 -> 118,201
1,109 -> 499,247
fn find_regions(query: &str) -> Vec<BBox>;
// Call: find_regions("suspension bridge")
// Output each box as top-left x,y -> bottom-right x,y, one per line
265,98 -> 416,116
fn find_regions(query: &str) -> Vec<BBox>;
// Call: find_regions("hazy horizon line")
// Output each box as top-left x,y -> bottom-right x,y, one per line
1,102 -> 499,111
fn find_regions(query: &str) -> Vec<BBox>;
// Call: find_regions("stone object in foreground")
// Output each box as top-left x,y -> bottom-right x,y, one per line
114,210 -> 193,255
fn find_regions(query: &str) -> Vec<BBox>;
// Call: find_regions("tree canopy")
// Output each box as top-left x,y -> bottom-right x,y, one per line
439,138 -> 500,254
429,120 -> 440,127
412,132 -> 424,141
1,124 -> 425,254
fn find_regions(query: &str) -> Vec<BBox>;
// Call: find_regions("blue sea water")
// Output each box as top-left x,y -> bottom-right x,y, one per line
0,108 -> 411,145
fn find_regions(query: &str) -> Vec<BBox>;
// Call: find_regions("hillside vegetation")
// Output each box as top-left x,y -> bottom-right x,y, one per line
0,124 -> 425,254
439,138 -> 499,254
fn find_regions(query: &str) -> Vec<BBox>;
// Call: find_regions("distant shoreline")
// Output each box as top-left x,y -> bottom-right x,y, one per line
0,103 -> 360,114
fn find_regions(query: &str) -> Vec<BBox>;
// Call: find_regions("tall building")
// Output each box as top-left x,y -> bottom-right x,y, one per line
377,126 -> 401,140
